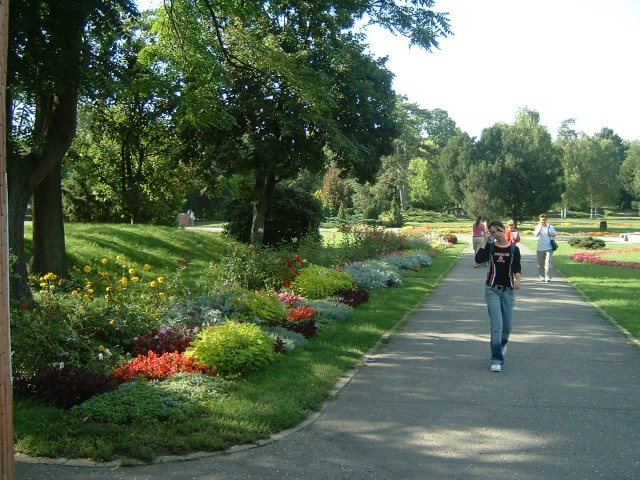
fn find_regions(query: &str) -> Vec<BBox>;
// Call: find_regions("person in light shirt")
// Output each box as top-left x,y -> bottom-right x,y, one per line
534,213 -> 557,282
505,219 -> 521,245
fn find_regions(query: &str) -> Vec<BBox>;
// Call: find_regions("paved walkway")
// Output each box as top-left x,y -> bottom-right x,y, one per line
16,243 -> 640,479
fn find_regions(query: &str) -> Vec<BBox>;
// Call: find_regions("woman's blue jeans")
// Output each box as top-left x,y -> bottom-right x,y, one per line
484,285 -> 515,365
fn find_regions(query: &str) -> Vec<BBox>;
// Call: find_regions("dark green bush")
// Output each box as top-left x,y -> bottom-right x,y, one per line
567,236 -> 606,249
224,185 -> 323,246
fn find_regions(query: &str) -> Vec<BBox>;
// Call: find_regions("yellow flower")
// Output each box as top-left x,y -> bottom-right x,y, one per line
101,258 -> 108,265
116,255 -> 122,261
150,281 -> 157,288
128,268 -> 136,275
71,290 -> 79,296
49,285 -> 55,291
83,294 -> 90,301
87,289 -> 94,294
39,290 -> 45,295
39,282 -> 47,288
98,345 -> 105,351
84,266 -> 91,273
158,292 -> 166,298
157,277 -> 165,284
131,276 -> 139,283
143,263 -> 151,271
119,277 -> 128,287
104,294 -> 109,299
109,319 -> 116,326
106,286 -> 112,292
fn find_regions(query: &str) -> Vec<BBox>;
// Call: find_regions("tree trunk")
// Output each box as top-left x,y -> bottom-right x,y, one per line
250,173 -> 277,245
7,91 -> 77,300
30,162 -> 68,278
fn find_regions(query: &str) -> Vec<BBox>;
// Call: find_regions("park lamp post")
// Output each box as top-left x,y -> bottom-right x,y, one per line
0,0 -> 16,478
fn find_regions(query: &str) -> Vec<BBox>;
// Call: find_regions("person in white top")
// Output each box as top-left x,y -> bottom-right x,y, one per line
534,213 -> 556,282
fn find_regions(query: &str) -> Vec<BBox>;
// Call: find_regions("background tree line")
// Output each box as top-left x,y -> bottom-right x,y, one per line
7,0 -> 640,301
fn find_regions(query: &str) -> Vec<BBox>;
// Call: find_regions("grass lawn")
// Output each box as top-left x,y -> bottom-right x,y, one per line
522,239 -> 640,340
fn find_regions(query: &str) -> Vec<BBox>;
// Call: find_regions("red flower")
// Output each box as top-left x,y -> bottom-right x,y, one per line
570,247 -> 640,268
286,305 -> 317,323
113,351 -> 215,382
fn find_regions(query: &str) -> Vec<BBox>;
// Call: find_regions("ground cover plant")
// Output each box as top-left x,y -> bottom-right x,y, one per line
12,223 -> 463,462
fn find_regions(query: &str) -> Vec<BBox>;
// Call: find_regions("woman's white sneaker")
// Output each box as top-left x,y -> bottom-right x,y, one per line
490,364 -> 502,372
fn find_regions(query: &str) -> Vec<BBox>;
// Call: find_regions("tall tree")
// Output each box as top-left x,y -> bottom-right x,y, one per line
7,0 -> 135,299
595,127 -> 630,209
474,108 -> 563,220
158,0 -> 450,244
562,134 -> 620,216
438,131 -> 477,208
620,141 -> 640,211
65,16 -> 186,224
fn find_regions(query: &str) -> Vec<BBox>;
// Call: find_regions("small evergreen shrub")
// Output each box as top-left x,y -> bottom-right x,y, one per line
290,264 -> 355,299
343,260 -> 402,290
185,321 -> 280,377
567,236 -> 606,250
13,368 -> 118,409
381,198 -> 403,227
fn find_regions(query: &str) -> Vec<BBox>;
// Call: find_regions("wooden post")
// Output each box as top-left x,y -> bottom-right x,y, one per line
0,0 -> 15,477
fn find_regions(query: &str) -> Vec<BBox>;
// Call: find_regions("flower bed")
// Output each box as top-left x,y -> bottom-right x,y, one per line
570,247 -> 640,268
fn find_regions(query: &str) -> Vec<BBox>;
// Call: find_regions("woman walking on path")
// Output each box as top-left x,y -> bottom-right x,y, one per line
534,213 -> 556,282
472,217 -> 487,268
474,220 -> 522,372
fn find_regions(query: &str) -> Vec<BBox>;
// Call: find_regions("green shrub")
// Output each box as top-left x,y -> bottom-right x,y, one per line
72,373 -> 232,424
290,264 -> 355,299
224,184 -> 323,246
185,321 -> 280,377
230,290 -> 288,325
207,243 -> 303,292
380,198 -> 403,227
567,236 -> 606,249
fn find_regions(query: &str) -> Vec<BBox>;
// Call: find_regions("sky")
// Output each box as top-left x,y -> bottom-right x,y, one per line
136,0 -> 640,141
